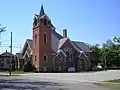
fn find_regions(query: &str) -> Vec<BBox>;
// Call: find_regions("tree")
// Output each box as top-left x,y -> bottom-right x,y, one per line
89,44 -> 102,69
88,36 -> 120,70
113,36 -> 120,43
23,61 -> 36,72
101,38 -> 120,69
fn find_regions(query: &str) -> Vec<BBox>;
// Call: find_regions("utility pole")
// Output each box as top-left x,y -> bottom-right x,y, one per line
9,32 -> 12,75
0,24 -> 6,46
104,50 -> 107,71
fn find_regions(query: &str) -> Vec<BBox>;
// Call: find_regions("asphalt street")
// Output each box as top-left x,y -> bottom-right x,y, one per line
0,76 -> 114,90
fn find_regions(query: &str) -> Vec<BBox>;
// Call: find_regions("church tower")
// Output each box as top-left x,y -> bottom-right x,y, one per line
32,5 -> 54,71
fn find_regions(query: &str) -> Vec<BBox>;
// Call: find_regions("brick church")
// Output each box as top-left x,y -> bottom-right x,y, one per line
22,5 -> 92,72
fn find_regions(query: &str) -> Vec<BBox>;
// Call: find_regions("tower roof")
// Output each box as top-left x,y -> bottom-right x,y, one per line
39,4 -> 45,17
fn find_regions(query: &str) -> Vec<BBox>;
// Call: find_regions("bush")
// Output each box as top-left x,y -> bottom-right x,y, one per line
23,61 -> 36,72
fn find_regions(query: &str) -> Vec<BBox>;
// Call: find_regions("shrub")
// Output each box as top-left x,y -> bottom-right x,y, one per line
23,61 -> 36,72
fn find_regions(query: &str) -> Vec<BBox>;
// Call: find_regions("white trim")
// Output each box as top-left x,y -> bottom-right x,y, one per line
58,38 -> 82,53
79,51 -> 88,58
23,51 -> 29,58
56,49 -> 67,57
58,38 -> 68,49
40,14 -> 50,21
22,40 -> 32,55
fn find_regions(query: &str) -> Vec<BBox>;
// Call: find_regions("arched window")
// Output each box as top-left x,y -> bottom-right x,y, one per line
44,55 -> 47,63
48,20 -> 51,25
65,48 -> 73,62
44,33 -> 47,44
35,34 -> 37,44
44,19 -> 47,25
40,19 -> 43,25
66,51 -> 70,58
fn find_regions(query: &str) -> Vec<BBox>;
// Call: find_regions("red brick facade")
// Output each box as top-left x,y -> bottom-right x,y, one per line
29,5 -> 92,72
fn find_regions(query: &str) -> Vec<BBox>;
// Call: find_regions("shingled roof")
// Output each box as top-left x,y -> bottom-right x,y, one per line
22,30 -> 91,54
72,41 -> 92,52
22,39 -> 32,55
1,50 -> 14,57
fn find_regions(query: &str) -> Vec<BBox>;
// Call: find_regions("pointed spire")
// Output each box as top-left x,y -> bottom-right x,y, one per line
39,4 -> 45,17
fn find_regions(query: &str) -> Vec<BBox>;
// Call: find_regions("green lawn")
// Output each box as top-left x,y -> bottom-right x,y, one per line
106,79 -> 120,83
12,71 -> 32,74
103,79 -> 120,90
0,75 -> 20,76
0,70 -> 33,75
103,83 -> 120,90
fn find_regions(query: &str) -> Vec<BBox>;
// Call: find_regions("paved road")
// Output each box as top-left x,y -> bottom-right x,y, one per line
23,70 -> 120,82
0,76 -> 113,90
0,70 -> 120,90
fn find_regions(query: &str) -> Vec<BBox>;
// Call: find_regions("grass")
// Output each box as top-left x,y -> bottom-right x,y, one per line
0,70 -> 33,75
0,75 -> 20,76
102,79 -> 120,90
103,83 -> 120,90
11,71 -> 32,74
106,79 -> 120,83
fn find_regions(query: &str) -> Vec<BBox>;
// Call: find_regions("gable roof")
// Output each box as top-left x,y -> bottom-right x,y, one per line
72,41 -> 92,52
79,51 -> 88,58
22,39 -> 32,55
58,38 -> 68,49
27,39 -> 32,50
51,29 -> 63,40
56,49 -> 67,57
58,38 -> 82,53
16,53 -> 23,59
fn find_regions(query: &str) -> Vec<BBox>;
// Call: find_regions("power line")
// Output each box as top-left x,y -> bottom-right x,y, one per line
0,43 -> 21,48
0,24 -> 6,46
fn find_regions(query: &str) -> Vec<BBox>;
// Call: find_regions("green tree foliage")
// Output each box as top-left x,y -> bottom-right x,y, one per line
89,36 -> 120,69
23,61 -> 36,72
89,44 -> 102,68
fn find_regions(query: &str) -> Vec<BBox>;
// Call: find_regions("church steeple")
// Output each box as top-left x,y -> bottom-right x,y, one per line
39,4 -> 45,17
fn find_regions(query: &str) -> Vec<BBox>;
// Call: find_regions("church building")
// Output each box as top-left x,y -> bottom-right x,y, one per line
22,5 -> 92,72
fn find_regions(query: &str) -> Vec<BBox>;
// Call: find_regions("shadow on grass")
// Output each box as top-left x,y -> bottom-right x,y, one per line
0,75 -> 20,76
0,79 -> 64,90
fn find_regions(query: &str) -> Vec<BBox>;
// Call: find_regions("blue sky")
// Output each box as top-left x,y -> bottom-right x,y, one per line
0,0 -> 119,54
